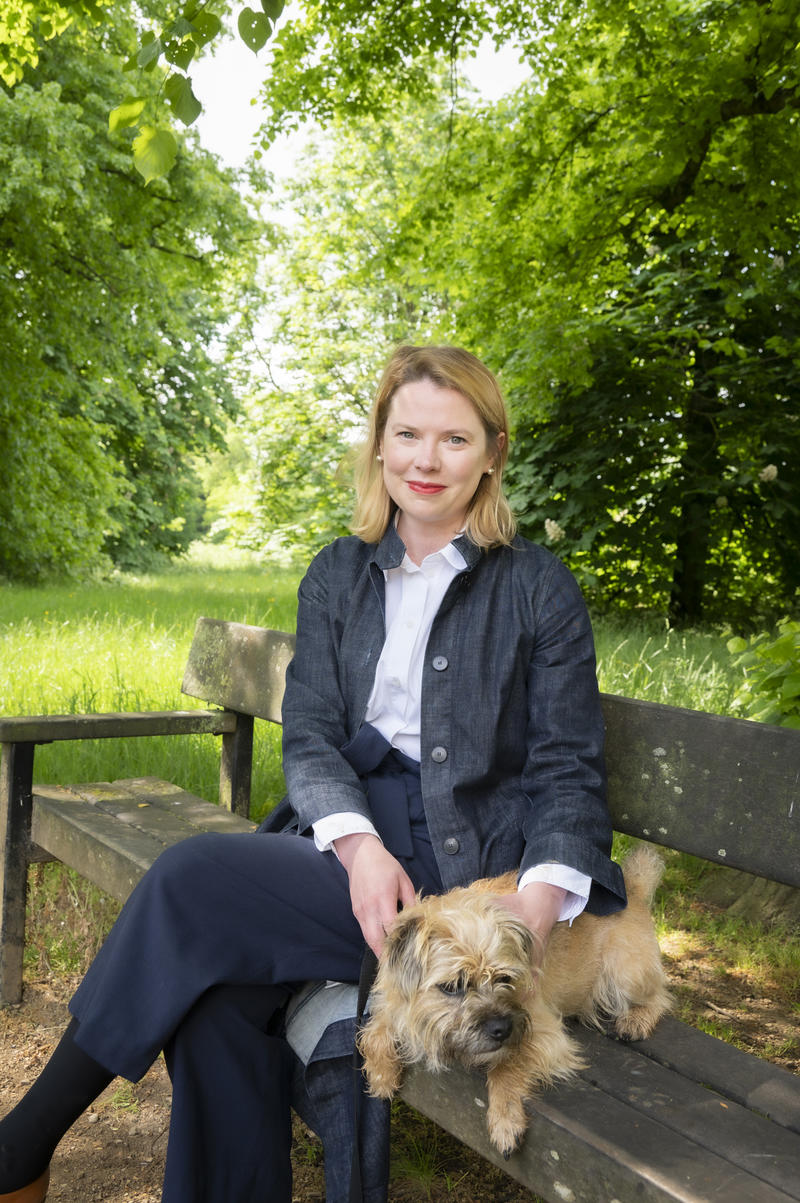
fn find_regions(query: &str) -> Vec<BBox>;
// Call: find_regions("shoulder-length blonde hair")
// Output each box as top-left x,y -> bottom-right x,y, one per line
352,345 -> 516,548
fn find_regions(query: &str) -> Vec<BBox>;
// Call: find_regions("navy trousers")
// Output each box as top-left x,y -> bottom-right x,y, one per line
68,737 -> 441,1202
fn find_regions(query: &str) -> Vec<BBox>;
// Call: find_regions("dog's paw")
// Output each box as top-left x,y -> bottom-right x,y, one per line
362,1063 -> 403,1098
613,1000 -> 669,1043
487,1100 -> 526,1157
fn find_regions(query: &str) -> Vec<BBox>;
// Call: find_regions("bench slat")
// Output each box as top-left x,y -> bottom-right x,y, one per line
0,711 -> 236,744
31,783 -> 253,903
181,617 -> 295,724
602,694 -> 800,886
402,1058 -> 798,1203
112,777 -> 258,832
633,1015 -> 800,1133
579,1026 -> 800,1196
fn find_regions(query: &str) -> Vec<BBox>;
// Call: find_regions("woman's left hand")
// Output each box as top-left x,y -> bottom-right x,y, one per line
497,881 -> 567,961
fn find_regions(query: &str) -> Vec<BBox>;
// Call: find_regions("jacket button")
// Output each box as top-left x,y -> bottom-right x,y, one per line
443,837 -> 460,855
430,746 -> 448,763
432,655 -> 448,671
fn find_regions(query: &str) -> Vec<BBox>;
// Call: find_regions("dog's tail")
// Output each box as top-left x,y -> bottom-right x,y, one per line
621,844 -> 665,907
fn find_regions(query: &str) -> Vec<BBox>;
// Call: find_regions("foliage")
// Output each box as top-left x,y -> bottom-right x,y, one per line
727,618 -> 800,728
237,0 -> 800,625
0,12 -> 264,580
240,108 -> 455,557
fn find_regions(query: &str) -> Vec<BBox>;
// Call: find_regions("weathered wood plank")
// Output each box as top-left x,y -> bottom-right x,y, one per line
65,782 -> 229,846
601,694 -> 800,886
182,618 -> 295,724
110,778 -> 256,833
401,1060 -> 799,1203
31,786 -> 169,901
633,1015 -> 800,1133
0,742 -> 35,1004
0,711 -> 236,744
30,782 -> 252,903
578,1026 -> 800,1196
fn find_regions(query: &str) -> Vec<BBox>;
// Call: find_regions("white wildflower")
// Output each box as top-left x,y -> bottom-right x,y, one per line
544,518 -> 566,542
759,464 -> 778,483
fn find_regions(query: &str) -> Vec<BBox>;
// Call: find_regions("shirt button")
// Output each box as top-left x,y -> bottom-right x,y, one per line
430,745 -> 448,763
432,655 -> 448,671
443,837 -> 460,855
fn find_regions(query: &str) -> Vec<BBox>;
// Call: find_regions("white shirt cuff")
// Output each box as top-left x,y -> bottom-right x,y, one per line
312,811 -> 381,854
518,863 -> 592,924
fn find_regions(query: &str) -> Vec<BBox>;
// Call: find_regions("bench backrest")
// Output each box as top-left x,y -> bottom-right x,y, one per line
182,618 -> 800,889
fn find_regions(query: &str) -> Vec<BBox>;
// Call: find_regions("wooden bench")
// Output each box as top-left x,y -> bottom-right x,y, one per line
1,616 -> 799,1202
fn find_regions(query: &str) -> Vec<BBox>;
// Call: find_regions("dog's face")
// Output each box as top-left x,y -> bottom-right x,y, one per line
374,889 -> 537,1070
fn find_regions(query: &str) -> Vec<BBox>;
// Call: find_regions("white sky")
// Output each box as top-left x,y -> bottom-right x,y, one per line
192,21 -> 530,173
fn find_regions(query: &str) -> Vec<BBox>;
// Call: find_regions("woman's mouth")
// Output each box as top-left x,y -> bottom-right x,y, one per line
407,481 -> 446,494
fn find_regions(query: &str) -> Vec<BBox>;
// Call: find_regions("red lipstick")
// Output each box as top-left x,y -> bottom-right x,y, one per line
407,481 -> 446,494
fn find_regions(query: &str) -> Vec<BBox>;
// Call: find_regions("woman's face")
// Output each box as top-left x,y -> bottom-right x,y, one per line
379,378 -> 502,549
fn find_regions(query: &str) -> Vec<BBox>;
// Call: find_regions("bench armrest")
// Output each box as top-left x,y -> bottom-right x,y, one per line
0,710 -> 237,745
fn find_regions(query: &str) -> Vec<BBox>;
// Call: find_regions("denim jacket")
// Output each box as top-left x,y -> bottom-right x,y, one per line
282,524 -> 625,914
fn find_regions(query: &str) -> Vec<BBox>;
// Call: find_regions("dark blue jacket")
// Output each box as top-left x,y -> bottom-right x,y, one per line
281,523 -> 625,914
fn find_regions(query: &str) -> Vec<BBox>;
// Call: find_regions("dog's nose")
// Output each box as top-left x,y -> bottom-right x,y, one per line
482,1014 -> 513,1044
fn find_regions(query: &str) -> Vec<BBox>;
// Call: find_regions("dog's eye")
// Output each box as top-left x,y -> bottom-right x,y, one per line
494,974 -> 514,988
438,980 -> 465,996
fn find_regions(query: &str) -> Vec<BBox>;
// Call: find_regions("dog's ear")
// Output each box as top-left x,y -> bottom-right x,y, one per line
384,911 -> 427,996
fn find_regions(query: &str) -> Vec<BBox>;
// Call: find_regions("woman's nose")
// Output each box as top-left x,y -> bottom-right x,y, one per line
414,439 -> 440,470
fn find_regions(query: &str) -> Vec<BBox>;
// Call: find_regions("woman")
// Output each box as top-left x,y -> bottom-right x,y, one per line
0,345 -> 625,1203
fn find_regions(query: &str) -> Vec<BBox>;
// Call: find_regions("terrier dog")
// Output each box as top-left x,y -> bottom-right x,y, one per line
357,845 -> 671,1156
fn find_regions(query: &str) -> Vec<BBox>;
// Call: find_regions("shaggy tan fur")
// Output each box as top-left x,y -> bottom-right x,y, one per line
358,845 -> 671,1155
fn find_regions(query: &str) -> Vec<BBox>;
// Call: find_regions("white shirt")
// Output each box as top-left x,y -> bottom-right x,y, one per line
312,543 -> 592,923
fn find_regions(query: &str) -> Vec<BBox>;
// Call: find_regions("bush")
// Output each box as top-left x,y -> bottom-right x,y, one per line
726,618 -> 800,728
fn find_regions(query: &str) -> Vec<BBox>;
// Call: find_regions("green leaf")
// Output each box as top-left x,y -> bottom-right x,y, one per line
726,636 -> 748,654
190,12 -> 222,48
164,39 -> 197,71
137,33 -> 163,70
164,74 -> 202,126
261,0 -> 285,18
238,7 -> 271,53
781,672 -> 800,700
133,125 -> 178,183
109,97 -> 146,133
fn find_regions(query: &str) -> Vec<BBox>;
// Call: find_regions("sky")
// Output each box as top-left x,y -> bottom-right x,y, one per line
192,22 -> 530,174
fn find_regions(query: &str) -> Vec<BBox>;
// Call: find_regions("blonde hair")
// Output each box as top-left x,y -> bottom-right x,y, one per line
353,345 -> 516,548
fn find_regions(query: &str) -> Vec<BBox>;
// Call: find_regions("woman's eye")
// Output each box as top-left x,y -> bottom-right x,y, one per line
449,435 -> 466,445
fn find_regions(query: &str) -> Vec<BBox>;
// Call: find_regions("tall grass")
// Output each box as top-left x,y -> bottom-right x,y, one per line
2,551 -> 742,820
1,546 -> 302,819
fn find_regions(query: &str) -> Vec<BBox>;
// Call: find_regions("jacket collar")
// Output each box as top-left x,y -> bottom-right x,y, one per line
370,522 -> 483,573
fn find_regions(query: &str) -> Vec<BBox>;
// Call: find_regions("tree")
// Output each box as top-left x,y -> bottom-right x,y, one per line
0,11 -> 264,579
238,0 -> 800,623
240,107 -> 455,555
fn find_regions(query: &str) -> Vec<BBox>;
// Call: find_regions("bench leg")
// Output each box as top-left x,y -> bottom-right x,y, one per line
220,714 -> 254,818
0,741 -> 35,1005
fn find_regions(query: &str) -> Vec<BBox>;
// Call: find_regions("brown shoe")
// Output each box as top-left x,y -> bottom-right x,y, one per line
0,1166 -> 49,1203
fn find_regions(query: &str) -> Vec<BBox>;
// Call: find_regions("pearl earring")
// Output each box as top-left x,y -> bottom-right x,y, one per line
486,466 -> 495,476
376,454 -> 383,462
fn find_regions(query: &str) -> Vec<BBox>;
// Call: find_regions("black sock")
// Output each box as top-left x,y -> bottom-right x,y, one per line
0,1017 -> 113,1191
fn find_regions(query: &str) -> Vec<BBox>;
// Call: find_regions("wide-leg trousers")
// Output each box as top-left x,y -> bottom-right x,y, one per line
67,746 -> 442,1202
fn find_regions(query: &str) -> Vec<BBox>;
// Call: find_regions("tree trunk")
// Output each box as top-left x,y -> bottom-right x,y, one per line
669,352 -> 722,626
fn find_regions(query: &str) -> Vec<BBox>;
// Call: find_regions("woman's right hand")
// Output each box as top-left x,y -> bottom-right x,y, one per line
334,832 -> 417,957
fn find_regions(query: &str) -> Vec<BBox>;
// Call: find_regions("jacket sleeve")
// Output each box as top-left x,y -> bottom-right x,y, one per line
518,558 -> 626,913
280,544 -> 375,833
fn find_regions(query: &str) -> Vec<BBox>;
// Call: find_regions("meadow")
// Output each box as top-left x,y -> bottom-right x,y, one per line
2,546 -> 797,1064
1,543 -> 742,819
